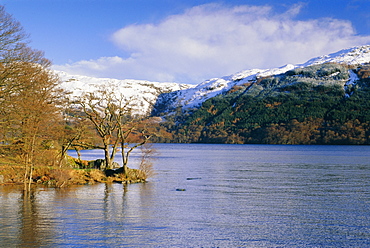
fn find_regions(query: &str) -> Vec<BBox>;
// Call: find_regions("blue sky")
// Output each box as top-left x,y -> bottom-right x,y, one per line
1,0 -> 370,84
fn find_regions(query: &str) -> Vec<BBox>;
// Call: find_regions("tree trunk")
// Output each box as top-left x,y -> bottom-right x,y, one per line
121,141 -> 128,175
103,144 -> 112,170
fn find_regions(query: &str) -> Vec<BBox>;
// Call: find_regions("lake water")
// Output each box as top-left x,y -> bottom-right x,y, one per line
1,144 -> 370,247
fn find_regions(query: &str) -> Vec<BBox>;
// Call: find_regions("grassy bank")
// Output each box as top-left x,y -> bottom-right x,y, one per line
0,157 -> 147,188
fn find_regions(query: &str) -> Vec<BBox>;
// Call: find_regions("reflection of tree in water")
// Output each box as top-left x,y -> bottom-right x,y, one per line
19,190 -> 41,247
103,182 -> 155,222
18,189 -> 54,247
103,183 -> 129,221
13,183 -> 155,246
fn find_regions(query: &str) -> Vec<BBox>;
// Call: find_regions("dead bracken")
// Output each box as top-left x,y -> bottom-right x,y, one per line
0,157 -> 148,188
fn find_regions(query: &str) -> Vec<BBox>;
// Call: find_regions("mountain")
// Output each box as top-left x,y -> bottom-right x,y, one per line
151,45 -> 370,144
152,45 -> 370,115
57,45 -> 370,115
57,71 -> 194,114
57,45 -> 370,144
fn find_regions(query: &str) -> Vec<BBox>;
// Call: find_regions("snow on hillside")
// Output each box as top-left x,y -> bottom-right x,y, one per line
156,45 -> 370,112
301,45 -> 370,66
344,70 -> 359,98
163,65 -> 296,110
57,45 -> 370,115
57,71 -> 194,114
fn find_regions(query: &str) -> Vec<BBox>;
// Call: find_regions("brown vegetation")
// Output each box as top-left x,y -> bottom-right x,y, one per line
0,6 -> 152,189
357,64 -> 370,79
0,156 -> 147,188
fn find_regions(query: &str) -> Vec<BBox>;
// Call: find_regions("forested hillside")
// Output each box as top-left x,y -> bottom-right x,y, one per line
154,63 -> 370,145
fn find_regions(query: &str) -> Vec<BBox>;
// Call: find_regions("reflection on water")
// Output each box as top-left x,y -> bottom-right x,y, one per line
1,144 -> 370,247
0,182 -> 155,247
19,190 -> 44,247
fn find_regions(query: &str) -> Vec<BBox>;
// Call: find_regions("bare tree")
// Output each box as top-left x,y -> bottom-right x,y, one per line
0,5 -> 28,61
75,85 -> 154,174
77,88 -> 122,170
0,5 -> 64,190
117,116 -> 152,175
0,60 -> 63,190
0,6 -> 50,101
58,116 -> 98,166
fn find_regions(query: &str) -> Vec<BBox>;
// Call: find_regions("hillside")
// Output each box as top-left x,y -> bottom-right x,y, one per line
151,45 -> 370,144
58,45 -> 370,115
57,71 -> 194,114
152,45 -> 370,115
57,45 -> 370,145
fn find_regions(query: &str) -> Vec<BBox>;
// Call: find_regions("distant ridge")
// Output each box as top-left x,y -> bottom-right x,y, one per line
57,45 -> 370,114
57,70 -> 194,114
152,45 -> 370,114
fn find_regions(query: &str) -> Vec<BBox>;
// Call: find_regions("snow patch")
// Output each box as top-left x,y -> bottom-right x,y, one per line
301,45 -> 370,67
56,71 -> 194,114
344,70 -> 359,97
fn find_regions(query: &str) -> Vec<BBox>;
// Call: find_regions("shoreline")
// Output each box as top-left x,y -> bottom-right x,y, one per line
0,164 -> 147,188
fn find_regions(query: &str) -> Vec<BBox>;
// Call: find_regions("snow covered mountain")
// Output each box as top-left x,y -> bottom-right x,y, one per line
153,45 -> 370,114
58,45 -> 370,115
57,71 -> 194,114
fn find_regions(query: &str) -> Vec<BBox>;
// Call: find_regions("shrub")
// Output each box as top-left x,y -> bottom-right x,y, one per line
357,66 -> 370,79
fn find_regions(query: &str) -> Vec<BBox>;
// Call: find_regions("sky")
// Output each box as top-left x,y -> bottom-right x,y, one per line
1,0 -> 370,84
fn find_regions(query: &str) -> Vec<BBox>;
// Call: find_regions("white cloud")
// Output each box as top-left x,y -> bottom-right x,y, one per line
54,3 -> 370,84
